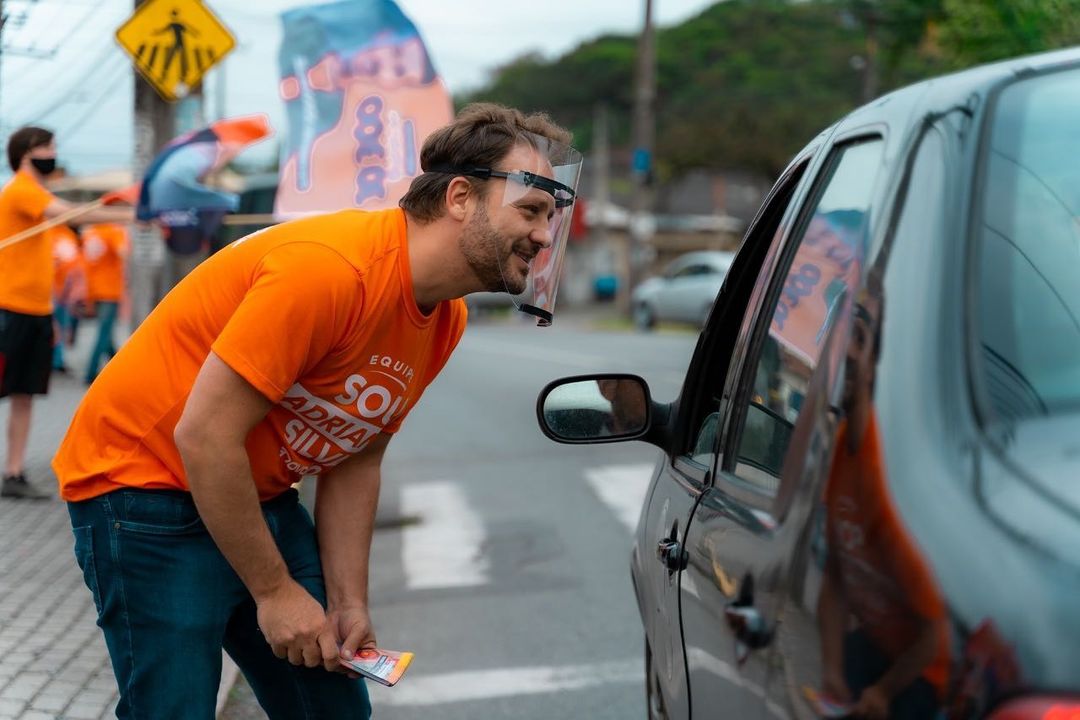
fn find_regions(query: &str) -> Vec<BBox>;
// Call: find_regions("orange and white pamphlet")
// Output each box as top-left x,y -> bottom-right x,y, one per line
343,648 -> 414,687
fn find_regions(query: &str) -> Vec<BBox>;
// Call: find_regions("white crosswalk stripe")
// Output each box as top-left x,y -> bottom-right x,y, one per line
398,464 -> 653,591
369,658 -> 641,707
584,463 -> 655,534
401,480 -> 490,590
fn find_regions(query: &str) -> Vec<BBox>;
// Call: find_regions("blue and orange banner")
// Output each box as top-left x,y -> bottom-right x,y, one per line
275,0 -> 453,218
769,209 -> 867,366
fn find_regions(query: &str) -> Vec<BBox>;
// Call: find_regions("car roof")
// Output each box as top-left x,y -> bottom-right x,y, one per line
668,250 -> 736,269
830,46 -> 1080,139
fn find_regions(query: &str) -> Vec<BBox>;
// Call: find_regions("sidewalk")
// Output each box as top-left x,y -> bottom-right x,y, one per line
0,318 -> 236,720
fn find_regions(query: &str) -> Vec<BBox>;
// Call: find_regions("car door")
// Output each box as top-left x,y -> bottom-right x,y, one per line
676,135 -> 889,720
640,153 -> 816,719
761,117 -> 965,720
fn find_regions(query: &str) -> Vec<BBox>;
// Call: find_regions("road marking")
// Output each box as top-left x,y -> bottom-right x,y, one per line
401,481 -> 489,590
371,658 -> 641,706
585,463 -> 655,533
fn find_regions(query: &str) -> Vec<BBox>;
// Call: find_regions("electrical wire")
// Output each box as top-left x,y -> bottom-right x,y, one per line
52,56 -> 130,138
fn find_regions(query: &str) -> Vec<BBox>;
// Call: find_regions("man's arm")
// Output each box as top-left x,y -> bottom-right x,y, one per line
175,351 -> 327,668
847,615 -> 939,720
44,198 -> 133,225
314,433 -> 390,669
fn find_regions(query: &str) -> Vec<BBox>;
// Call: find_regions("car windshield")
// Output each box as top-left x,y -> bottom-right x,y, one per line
976,65 -> 1080,422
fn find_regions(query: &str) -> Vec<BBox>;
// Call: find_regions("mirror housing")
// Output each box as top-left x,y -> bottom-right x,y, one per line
536,373 -> 671,448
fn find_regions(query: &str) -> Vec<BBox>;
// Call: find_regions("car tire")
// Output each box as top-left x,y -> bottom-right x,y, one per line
645,641 -> 669,720
634,303 -> 657,332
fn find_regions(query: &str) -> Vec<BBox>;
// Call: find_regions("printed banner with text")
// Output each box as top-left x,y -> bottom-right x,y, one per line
275,0 -> 453,218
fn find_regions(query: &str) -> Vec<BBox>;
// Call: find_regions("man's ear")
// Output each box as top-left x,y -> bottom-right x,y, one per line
445,177 -> 474,222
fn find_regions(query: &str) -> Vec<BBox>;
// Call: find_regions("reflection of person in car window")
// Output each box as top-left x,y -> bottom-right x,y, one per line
596,378 -> 647,436
817,276 -> 950,719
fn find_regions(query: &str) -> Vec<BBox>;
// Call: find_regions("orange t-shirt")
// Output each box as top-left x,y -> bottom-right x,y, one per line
0,171 -> 56,315
824,414 -> 951,695
82,223 -> 128,303
53,208 -> 468,502
49,225 -> 82,300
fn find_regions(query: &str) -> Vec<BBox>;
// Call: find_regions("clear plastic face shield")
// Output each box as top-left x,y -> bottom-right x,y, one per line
434,133 -> 583,326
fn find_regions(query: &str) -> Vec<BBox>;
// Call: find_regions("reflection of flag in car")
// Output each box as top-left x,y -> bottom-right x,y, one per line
770,209 -> 868,365
137,115 -> 273,255
274,0 -> 453,218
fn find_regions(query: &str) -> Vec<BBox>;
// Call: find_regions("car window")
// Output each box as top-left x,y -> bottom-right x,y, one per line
685,164 -> 809,468
729,138 -> 885,498
977,66 -> 1080,421
673,263 -> 709,279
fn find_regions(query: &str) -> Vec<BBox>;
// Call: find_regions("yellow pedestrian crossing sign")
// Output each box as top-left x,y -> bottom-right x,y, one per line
115,0 -> 235,102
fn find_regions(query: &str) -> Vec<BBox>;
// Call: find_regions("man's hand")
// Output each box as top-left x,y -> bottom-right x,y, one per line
821,668 -> 851,705
256,580 -> 328,668
319,606 -> 376,675
852,683 -> 889,720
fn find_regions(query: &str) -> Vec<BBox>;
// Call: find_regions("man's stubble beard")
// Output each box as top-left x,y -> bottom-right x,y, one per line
460,200 -> 527,295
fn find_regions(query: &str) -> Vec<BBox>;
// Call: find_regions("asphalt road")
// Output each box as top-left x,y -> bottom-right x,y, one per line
223,317 -> 698,719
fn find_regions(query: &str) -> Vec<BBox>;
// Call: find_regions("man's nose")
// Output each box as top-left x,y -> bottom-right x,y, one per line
531,226 -> 553,249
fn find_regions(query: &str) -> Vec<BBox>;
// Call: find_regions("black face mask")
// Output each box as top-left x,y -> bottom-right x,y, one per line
30,157 -> 56,175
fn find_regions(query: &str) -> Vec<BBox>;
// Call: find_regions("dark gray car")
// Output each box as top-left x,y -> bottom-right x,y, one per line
538,47 -> 1080,719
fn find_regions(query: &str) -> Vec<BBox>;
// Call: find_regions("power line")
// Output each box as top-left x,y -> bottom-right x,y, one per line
6,41 -> 121,124
55,58 -> 130,138
6,0 -> 101,56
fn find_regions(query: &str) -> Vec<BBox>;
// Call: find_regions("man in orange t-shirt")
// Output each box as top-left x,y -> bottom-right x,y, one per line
0,126 -> 131,500
80,222 -> 128,384
53,104 -> 582,718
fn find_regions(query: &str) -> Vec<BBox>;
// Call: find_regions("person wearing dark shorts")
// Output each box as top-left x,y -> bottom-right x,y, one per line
0,126 -> 132,499
0,310 -> 53,395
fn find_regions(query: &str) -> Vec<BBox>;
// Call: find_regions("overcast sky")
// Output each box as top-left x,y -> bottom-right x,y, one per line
0,0 -> 717,176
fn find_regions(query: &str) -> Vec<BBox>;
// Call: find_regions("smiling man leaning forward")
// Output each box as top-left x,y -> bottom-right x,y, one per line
52,103 -> 582,720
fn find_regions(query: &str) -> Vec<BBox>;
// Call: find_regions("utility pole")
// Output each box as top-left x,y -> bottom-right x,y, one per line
861,6 -> 880,102
627,0 -> 656,317
592,102 -> 619,304
129,0 -> 175,330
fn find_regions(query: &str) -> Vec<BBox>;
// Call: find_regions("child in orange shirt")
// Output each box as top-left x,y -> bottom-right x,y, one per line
80,222 -> 128,383
48,223 -> 84,373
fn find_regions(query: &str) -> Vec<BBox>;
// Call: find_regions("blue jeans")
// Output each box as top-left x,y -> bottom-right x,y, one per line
68,489 -> 371,720
52,303 -> 70,369
85,300 -> 118,383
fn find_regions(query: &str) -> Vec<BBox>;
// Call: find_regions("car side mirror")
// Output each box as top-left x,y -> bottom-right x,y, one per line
537,374 -> 651,443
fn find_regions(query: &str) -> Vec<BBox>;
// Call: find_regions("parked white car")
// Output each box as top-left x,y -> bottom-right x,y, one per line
631,250 -> 735,330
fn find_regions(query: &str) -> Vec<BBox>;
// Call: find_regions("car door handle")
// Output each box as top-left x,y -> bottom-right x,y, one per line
656,538 -> 688,573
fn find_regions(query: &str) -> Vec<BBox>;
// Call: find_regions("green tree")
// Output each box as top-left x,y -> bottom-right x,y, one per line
938,0 -> 1080,65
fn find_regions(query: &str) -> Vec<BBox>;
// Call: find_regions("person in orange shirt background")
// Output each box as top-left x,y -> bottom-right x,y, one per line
49,223 -> 86,374
0,126 -> 132,500
80,223 -> 128,384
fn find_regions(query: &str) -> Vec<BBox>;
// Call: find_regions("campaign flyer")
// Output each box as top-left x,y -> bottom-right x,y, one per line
343,648 -> 414,687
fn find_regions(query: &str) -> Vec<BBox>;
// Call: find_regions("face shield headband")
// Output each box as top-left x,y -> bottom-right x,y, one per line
427,134 -> 583,327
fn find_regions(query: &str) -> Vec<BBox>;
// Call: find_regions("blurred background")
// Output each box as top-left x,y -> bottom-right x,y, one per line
4,0 -> 1078,319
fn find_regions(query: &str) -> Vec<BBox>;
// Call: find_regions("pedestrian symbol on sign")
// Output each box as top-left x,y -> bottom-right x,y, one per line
115,0 -> 235,102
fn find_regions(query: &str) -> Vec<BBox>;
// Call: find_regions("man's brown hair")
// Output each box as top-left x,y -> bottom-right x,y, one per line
399,103 -> 572,223
7,126 -> 54,172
